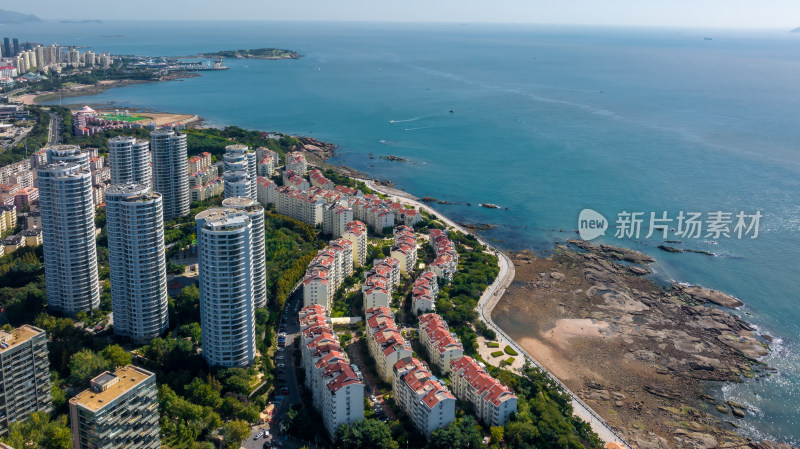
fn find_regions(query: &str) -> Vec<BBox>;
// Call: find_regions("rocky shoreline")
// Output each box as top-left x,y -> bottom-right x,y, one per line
493,240 -> 785,449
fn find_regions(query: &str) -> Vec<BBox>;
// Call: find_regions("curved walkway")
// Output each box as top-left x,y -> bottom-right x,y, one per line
359,179 -> 633,448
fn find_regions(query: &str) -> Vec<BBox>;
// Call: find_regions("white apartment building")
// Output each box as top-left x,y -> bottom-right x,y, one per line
45,145 -> 90,172
222,197 -> 267,308
299,305 -> 364,439
38,162 -> 100,315
412,271 -> 438,315
365,307 -> 413,382
108,136 -> 152,187
105,184 -> 169,344
286,151 -> 308,175
223,170 -> 251,199
69,366 -> 160,449
310,169 -> 335,190
391,226 -> 418,275
343,221 -> 367,267
450,356 -> 518,427
224,144 -> 257,200
392,357 -> 456,435
418,313 -> 463,374
151,129 -> 190,219
196,208 -> 257,367
322,203 -> 354,238
0,326 -> 53,436
256,176 -> 277,207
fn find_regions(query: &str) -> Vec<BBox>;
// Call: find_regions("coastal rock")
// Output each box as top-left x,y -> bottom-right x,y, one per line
658,244 -> 684,253
676,285 -> 744,308
715,405 -> 729,414
717,334 -> 768,360
633,433 -> 671,449
629,266 -> 651,275
672,429 -> 718,449
731,407 -> 745,418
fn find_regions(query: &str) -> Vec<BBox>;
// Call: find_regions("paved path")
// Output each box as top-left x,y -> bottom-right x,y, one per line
361,179 -> 632,448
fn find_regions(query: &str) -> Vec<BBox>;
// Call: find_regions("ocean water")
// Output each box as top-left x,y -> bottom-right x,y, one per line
7,20 -> 800,443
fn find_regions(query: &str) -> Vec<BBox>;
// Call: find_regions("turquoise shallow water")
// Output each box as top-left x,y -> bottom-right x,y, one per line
8,20 -> 800,443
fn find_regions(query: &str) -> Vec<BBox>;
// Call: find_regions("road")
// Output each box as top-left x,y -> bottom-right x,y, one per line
47,111 -> 61,145
361,178 -> 633,448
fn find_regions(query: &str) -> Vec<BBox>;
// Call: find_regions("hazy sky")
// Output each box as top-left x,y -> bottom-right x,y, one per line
18,0 -> 800,28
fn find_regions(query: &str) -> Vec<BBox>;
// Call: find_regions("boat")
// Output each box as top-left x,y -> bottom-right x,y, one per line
449,109 -> 455,113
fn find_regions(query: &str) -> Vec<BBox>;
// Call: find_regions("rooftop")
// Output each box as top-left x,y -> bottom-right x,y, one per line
0,325 -> 43,354
70,365 -> 154,412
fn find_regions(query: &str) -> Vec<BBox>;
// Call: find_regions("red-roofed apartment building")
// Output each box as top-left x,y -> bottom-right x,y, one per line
365,307 -> 413,382
418,313 -> 464,374
299,305 -> 365,438
450,356 -> 518,427
392,356 -> 456,435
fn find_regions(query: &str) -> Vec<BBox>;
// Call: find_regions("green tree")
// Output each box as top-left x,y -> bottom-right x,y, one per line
505,421 -> 540,449
220,420 -> 250,449
490,426 -> 505,445
2,412 -> 71,449
428,416 -> 482,449
335,419 -> 399,449
178,322 -> 202,343
68,349 -> 111,386
100,344 -> 133,368
185,377 -> 222,408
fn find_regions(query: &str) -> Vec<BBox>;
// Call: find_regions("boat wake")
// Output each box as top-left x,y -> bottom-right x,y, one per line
389,116 -> 423,124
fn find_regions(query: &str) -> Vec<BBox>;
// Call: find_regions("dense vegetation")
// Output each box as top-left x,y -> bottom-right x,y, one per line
183,127 -> 300,161
197,48 -> 301,59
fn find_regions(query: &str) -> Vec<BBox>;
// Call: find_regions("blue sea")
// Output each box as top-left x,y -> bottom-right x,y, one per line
7,20 -> 800,443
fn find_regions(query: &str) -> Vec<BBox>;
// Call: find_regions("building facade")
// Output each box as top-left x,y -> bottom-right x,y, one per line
221,197 -> 267,308
105,184 -> 169,344
0,326 -> 53,436
450,356 -> 518,427
196,208 -> 257,367
38,162 -> 100,315
69,366 -> 160,449
150,129 -> 190,219
108,136 -> 152,187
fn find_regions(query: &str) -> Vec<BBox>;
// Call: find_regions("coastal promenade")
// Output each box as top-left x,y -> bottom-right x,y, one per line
359,179 -> 632,447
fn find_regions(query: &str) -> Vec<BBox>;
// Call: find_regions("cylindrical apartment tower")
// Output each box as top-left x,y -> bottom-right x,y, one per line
105,183 -> 169,343
223,170 -> 250,199
108,136 -> 152,187
45,145 -> 90,172
150,129 -> 189,219
222,197 -> 267,308
196,208 -> 256,367
224,144 -> 257,200
37,162 -> 99,315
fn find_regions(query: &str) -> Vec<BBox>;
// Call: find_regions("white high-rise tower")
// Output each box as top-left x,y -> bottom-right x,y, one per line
108,136 -> 152,187
105,184 -> 169,343
37,162 -> 99,315
45,145 -> 90,172
150,129 -> 189,219
196,207 -> 256,367
223,144 -> 257,200
222,197 -> 267,308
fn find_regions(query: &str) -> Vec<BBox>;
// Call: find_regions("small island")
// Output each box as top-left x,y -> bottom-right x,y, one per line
196,48 -> 301,60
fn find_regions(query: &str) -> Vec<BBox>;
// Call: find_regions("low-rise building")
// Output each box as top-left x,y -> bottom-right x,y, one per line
310,169 -> 335,190
69,366 -> 160,449
418,313 -> 463,374
0,205 -> 16,233
365,307 -> 413,382
412,271 -> 438,315
21,227 -> 42,247
392,357 -> 456,435
450,356 -> 518,427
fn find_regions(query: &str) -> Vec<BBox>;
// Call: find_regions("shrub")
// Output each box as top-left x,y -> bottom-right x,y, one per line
490,351 -> 504,358
487,342 -> 500,348
504,345 -> 518,356
506,357 -> 516,365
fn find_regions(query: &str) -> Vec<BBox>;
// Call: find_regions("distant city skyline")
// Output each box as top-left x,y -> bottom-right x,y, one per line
12,0 -> 800,29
